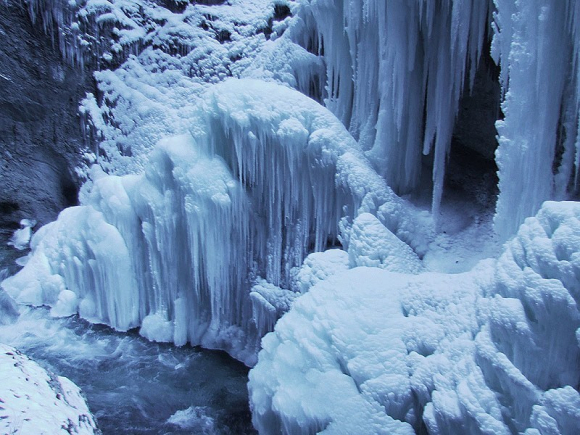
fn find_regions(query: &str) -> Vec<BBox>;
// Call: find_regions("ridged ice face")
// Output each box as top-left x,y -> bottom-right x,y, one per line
493,0 -> 580,239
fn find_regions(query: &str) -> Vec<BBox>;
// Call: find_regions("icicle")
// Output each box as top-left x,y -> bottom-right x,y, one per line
296,0 -> 492,218
2,79 -> 431,364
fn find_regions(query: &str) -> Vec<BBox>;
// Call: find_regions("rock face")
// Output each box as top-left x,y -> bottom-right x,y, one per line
0,343 -> 98,434
0,0 -> 89,271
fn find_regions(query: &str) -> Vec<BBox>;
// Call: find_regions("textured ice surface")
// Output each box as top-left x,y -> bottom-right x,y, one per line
7,219 -> 36,251
0,343 -> 97,435
249,201 -> 580,434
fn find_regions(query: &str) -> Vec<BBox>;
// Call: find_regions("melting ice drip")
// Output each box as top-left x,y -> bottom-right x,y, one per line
2,79 -> 428,364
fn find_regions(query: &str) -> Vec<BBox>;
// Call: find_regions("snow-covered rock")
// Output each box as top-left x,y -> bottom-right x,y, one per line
0,344 -> 98,435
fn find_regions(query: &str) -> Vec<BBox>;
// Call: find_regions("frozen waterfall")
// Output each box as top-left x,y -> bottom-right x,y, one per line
2,79 -> 429,365
2,0 -> 580,433
291,0 -> 492,219
493,0 -> 580,239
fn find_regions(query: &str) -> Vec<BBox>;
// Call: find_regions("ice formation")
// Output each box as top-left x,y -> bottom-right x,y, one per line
289,0 -> 492,218
249,201 -> 580,434
2,79 -> 429,364
492,0 -> 580,239
4,0 -> 580,433
0,344 -> 98,434
7,219 -> 36,251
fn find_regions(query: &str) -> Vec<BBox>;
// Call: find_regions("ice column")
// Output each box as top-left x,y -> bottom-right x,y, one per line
493,0 -> 580,240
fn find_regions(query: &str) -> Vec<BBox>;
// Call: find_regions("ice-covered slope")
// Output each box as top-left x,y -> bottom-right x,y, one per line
2,79 -> 430,364
0,343 -> 98,434
249,201 -> 580,434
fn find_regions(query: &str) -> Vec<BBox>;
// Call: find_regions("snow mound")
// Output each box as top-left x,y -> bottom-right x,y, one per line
0,344 -> 97,435
292,249 -> 350,294
249,201 -> 580,433
348,213 -> 423,273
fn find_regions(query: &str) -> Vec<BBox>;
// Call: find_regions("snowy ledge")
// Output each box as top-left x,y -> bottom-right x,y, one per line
0,343 -> 98,435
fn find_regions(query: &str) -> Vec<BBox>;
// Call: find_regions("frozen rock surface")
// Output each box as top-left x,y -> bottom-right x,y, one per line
0,343 -> 98,435
0,0 -> 86,272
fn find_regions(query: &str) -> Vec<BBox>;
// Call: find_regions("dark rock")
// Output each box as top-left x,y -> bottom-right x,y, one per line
0,0 -> 92,270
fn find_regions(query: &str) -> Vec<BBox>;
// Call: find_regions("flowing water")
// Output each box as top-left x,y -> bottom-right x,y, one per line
0,304 -> 256,434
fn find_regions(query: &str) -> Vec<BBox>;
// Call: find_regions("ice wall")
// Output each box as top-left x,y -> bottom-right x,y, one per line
3,135 -> 254,361
249,201 -> 580,434
198,79 -> 430,286
2,79 -> 430,364
492,0 -> 580,240
293,0 -> 492,218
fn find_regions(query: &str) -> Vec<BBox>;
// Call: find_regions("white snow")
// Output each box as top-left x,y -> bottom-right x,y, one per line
0,343 -> 97,435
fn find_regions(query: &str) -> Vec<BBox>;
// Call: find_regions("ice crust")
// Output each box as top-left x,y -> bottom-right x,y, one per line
249,201 -> 580,434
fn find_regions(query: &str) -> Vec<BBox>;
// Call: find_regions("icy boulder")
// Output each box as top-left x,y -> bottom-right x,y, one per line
292,249 -> 350,294
249,201 -> 580,434
0,344 -> 98,434
347,213 -> 423,273
2,206 -> 139,332
7,219 -> 36,251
